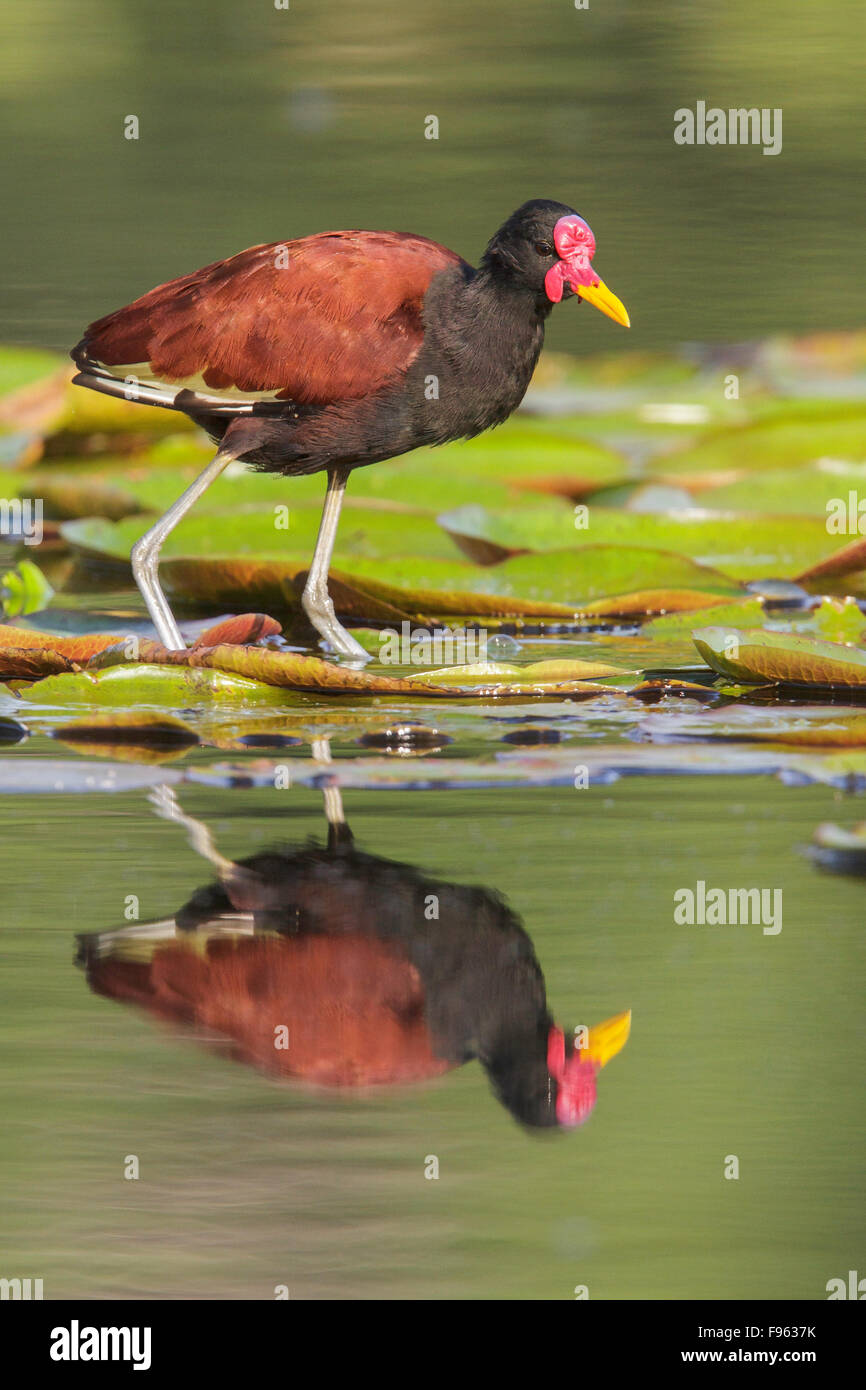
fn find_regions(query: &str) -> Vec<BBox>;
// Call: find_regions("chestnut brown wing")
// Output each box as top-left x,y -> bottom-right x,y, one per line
76,230 -> 465,408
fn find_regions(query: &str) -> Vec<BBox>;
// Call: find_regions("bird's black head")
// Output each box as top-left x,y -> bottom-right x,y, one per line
482,199 -> 629,326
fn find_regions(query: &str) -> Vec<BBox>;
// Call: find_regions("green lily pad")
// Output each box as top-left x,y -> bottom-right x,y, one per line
0,346 -> 68,397
693,626 -> 866,689
154,545 -> 740,621
643,597 -> 766,636
404,422 -> 628,494
658,405 -> 866,477
25,456 -> 521,522
810,597 -> 866,644
698,461 -> 866,516
60,505 -> 465,566
351,546 -> 738,602
439,503 -> 829,580
19,663 -> 299,710
403,657 -> 632,686
1,559 -> 54,618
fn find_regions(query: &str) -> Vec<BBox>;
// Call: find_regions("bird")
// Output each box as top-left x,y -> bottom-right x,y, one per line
71,199 -> 629,662
76,788 -> 631,1129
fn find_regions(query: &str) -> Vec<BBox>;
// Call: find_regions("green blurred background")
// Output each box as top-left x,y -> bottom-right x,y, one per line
1,0 -> 863,354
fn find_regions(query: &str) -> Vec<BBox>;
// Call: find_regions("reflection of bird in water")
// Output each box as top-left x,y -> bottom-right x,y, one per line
77,779 -> 630,1129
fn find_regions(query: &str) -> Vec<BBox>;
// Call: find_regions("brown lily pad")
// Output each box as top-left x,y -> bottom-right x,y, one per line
0,623 -> 126,678
190,613 -> 283,648
797,536 -> 866,587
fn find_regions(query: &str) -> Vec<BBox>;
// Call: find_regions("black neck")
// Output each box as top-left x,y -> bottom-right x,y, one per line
474,250 -> 553,320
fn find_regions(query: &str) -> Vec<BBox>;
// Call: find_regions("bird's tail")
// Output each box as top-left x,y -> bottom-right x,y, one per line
70,342 -> 260,416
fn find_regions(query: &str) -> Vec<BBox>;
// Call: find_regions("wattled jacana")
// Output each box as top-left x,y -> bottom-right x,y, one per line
71,199 -> 629,661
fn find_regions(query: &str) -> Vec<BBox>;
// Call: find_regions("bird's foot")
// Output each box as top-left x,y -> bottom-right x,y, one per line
322,630 -> 371,665
303,592 -> 370,663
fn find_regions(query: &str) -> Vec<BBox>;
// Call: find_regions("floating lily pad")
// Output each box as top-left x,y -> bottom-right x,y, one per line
336,547 -> 740,613
698,461 -> 866,516
404,423 -> 628,495
574,589 -> 737,619
693,626 -> 866,689
125,642 -> 630,699
809,597 -> 866,644
161,558 -> 413,623
153,546 -> 741,624
657,405 -> 866,477
403,657 -> 632,686
643,597 -> 767,635
60,504 -> 465,568
439,503 -> 829,579
1,559 -> 54,618
797,536 -> 866,588
0,623 -> 128,678
18,663 -> 300,710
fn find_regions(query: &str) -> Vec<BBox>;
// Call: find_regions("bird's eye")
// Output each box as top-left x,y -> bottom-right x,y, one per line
534,241 -> 554,257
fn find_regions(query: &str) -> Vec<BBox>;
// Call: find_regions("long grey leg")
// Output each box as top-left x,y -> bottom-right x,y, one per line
130,448 -> 233,649
301,466 -> 369,662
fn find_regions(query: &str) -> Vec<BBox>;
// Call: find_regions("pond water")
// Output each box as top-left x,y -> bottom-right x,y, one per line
1,746 -> 863,1299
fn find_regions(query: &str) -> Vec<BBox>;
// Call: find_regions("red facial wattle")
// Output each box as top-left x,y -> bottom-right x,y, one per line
543,215 -> 597,303
544,215 -> 630,327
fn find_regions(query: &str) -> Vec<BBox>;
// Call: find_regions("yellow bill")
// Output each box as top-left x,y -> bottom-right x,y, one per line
577,276 -> 631,328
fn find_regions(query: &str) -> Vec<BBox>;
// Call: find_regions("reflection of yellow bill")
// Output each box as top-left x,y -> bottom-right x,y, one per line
584,1010 -> 632,1067
578,276 -> 631,328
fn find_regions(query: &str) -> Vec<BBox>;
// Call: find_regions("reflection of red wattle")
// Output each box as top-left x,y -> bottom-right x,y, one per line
547,1024 -> 599,1128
